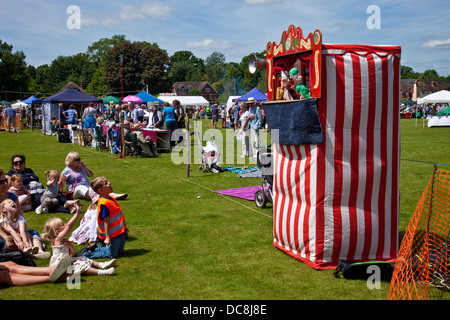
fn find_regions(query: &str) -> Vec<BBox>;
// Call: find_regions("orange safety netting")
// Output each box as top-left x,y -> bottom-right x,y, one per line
388,166 -> 450,300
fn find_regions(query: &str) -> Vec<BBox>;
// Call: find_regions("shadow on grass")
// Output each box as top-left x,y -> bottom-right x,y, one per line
121,248 -> 151,258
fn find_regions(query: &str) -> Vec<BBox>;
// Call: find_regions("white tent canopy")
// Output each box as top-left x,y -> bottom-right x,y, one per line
226,96 -> 240,109
418,90 -> 450,104
11,101 -> 28,109
157,95 -> 209,107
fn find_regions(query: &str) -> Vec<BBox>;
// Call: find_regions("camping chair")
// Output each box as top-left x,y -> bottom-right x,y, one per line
129,132 -> 145,157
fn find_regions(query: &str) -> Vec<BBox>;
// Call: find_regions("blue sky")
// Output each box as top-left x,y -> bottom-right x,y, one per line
1,0 -> 450,76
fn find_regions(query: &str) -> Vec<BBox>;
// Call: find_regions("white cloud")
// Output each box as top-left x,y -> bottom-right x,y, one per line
120,5 -> 146,21
244,0 -> 283,4
82,17 -> 120,27
141,2 -> 171,19
421,39 -> 450,49
120,2 -> 171,21
81,2 -> 171,26
186,39 -> 236,51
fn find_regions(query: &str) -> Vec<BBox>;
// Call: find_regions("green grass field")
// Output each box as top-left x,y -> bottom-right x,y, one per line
0,118 -> 449,300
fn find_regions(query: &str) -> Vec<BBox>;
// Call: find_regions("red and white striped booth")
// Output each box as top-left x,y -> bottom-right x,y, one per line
262,26 -> 401,269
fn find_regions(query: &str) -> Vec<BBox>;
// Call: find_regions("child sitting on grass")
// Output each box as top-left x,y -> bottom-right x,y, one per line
42,202 -> 116,277
90,176 -> 127,258
0,199 -> 50,259
36,170 -> 80,214
8,174 -> 32,212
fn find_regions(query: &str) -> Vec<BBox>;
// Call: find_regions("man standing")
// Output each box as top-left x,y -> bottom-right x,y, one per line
247,97 -> 263,160
57,103 -> 68,127
211,104 -> 219,129
4,105 -> 17,133
173,99 -> 185,129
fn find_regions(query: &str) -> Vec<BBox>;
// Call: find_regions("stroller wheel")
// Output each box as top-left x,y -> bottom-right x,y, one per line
255,190 -> 267,208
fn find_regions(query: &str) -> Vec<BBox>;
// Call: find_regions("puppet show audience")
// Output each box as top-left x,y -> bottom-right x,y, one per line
6,155 -> 44,210
0,199 -> 49,259
59,151 -> 127,201
8,174 -> 32,212
69,194 -> 99,245
36,170 -> 80,214
90,176 -> 127,258
0,169 -> 23,217
0,254 -> 72,286
42,203 -> 116,277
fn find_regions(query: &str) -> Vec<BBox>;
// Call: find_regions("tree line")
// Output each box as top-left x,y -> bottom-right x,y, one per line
0,35 -> 266,103
1,35 -> 448,103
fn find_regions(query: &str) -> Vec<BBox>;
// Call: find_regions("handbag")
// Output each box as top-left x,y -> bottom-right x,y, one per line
333,259 -> 394,281
0,251 -> 36,267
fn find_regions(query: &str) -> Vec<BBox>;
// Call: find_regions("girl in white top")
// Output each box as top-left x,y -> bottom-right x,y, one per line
0,199 -> 48,257
42,203 -> 116,276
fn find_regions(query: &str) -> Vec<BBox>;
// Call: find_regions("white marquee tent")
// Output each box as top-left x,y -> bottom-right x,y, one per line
418,90 -> 450,104
157,95 -> 209,107
418,90 -> 450,127
11,101 -> 28,109
226,96 -> 240,109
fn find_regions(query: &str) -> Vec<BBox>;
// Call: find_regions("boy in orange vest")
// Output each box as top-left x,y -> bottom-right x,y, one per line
90,177 -> 127,258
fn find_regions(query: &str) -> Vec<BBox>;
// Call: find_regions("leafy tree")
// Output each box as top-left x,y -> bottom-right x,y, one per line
103,41 -> 170,96
168,50 -> 205,82
48,53 -> 96,91
422,69 -> 440,79
33,64 -> 53,95
140,44 -> 171,94
0,39 -> 29,101
87,35 -> 127,65
401,66 -> 419,79
85,67 -> 107,97
205,51 -> 226,84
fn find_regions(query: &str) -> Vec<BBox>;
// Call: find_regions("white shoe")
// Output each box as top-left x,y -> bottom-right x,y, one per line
99,259 -> 117,269
98,267 -> 115,276
42,207 -> 49,213
35,205 -> 43,214
49,254 -> 72,282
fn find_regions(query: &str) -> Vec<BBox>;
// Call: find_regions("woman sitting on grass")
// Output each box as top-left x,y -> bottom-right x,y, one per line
59,151 -> 127,201
5,155 -> 44,210
0,254 -> 72,286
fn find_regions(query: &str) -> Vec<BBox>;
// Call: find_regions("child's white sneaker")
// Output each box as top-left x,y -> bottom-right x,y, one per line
35,205 -> 43,214
99,259 -> 116,269
98,267 -> 115,276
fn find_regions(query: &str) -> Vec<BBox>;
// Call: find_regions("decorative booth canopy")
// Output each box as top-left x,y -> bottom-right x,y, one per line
262,25 -> 401,270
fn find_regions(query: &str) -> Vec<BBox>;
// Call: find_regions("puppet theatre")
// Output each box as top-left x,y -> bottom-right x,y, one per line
261,25 -> 401,269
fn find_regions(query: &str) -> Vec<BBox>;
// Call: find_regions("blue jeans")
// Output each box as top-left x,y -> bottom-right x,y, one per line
109,233 -> 126,258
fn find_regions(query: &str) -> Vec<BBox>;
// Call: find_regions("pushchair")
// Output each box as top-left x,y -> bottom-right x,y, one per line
197,135 -> 222,173
254,148 -> 273,208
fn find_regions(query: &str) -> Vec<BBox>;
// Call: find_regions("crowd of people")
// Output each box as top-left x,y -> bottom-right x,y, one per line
0,152 -> 129,287
400,103 -> 449,118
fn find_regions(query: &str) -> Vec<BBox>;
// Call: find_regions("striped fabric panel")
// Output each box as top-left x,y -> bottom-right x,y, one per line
273,46 -> 401,269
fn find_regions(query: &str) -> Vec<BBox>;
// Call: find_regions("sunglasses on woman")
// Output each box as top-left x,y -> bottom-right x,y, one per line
13,160 -> 25,165
0,179 -> 8,185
